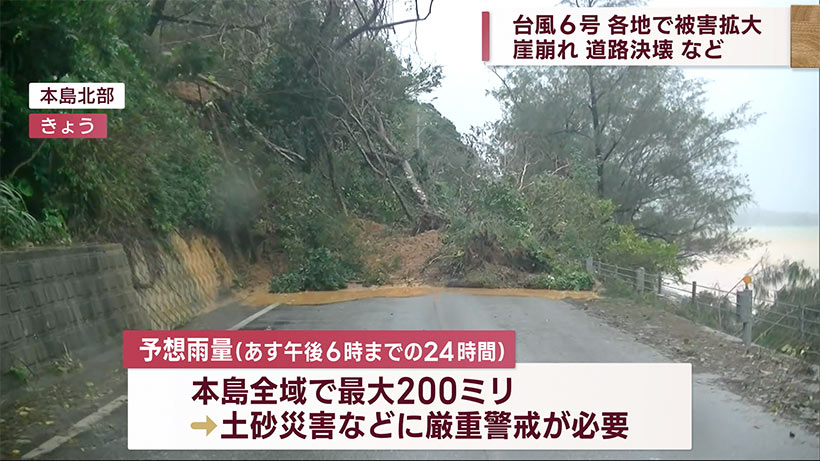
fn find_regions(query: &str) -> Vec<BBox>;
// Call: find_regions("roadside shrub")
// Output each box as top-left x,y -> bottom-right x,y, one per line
553,268 -> 594,291
601,277 -> 637,297
32,208 -> 71,245
441,178 -> 540,275
268,271 -> 306,293
523,266 -> 594,291
0,180 -> 71,247
299,247 -> 352,291
269,247 -> 352,293
0,180 -> 37,246
521,273 -> 557,290
361,269 -> 389,287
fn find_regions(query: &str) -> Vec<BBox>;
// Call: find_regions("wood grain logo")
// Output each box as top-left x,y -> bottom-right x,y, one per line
791,5 -> 820,68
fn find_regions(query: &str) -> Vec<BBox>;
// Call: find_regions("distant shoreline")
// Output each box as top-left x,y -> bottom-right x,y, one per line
734,209 -> 819,228
686,224 -> 819,289
735,222 -> 820,228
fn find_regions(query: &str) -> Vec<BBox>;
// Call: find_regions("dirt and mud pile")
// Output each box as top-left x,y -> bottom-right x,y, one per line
356,219 -> 442,284
232,219 -> 444,303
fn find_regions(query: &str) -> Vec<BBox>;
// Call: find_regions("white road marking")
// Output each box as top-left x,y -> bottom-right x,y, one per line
22,395 -> 127,460
228,303 -> 280,330
22,303 -> 280,458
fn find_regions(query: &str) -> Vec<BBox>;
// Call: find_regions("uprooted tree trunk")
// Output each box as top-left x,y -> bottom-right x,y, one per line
330,90 -> 444,232
399,158 -> 444,232
374,115 -> 444,232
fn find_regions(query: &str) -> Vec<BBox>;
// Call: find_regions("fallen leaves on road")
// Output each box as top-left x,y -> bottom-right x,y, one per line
0,365 -> 127,459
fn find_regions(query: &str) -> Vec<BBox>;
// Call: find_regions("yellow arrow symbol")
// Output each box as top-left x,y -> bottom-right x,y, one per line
190,416 -> 217,436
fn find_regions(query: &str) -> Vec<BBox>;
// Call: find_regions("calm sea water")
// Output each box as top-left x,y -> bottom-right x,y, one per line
685,226 -> 820,290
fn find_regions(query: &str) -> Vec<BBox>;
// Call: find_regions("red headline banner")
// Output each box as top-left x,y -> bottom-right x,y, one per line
123,330 -> 514,369
29,113 -> 107,138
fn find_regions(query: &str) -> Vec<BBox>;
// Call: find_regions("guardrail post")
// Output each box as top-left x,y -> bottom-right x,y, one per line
800,306 -> 805,339
636,267 -> 645,293
718,297 -> 722,329
657,273 -> 662,295
585,257 -> 593,274
691,281 -> 697,304
737,289 -> 753,352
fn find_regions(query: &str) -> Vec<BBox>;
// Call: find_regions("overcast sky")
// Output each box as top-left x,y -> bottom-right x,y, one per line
392,0 -> 819,214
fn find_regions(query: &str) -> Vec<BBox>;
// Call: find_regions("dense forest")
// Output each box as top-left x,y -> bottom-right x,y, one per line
0,0 -> 807,295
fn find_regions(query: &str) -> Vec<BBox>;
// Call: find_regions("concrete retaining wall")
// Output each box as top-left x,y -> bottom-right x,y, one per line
0,245 -> 147,369
0,232 -> 234,372
125,233 -> 234,330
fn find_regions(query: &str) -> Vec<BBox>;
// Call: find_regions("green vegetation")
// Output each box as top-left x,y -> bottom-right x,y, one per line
2,0 -> 760,293
522,269 -> 594,291
0,179 -> 71,246
6,365 -> 31,384
490,66 -> 758,264
2,1 -> 222,241
361,268 -> 390,287
269,247 -> 354,293
438,175 -> 679,286
752,260 -> 820,356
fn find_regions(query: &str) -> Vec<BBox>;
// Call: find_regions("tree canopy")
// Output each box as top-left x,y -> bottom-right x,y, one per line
1,0 -> 765,288
490,66 -> 758,264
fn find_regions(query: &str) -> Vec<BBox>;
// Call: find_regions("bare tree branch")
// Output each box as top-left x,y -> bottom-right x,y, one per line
9,140 -> 47,179
243,118 -> 305,164
332,0 -> 435,51
154,14 -> 265,34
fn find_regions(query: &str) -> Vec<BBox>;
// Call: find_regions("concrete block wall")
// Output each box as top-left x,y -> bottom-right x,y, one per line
0,232 -> 234,371
0,245 -> 149,369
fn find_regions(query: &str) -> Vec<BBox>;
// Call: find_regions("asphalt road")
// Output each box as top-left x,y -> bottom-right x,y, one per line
30,294 -> 820,459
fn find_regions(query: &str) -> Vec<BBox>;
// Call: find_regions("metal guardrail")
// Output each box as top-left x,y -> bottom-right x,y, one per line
585,258 -> 820,357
